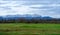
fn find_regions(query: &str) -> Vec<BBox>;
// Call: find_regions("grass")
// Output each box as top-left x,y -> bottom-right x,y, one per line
0,23 -> 60,35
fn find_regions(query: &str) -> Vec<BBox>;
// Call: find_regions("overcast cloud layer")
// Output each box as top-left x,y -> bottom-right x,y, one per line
0,0 -> 60,18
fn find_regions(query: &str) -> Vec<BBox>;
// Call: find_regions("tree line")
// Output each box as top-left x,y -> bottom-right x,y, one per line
0,17 -> 60,23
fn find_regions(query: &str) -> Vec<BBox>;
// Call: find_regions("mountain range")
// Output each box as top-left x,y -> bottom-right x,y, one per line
0,14 -> 55,20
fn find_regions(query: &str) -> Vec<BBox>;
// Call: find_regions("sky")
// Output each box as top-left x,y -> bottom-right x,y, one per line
0,0 -> 60,18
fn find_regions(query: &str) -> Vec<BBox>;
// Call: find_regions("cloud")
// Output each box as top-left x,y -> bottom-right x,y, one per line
0,0 -> 60,18
0,1 -> 34,16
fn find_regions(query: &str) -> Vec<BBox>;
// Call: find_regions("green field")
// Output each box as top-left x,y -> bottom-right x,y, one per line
0,23 -> 60,35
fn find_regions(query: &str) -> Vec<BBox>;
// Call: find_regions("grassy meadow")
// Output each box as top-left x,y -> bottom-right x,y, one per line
0,23 -> 60,35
